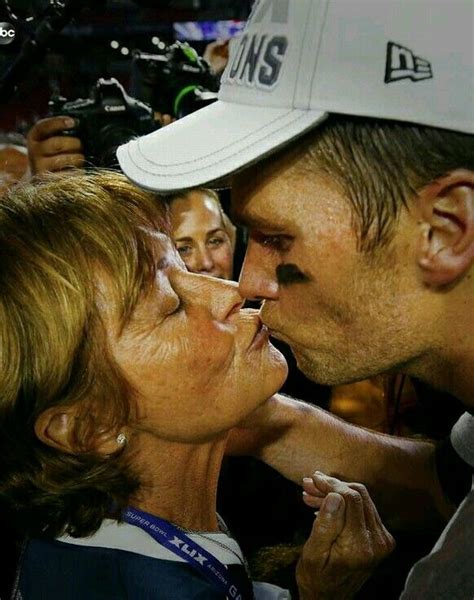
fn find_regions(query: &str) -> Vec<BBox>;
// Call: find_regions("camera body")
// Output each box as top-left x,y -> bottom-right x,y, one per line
49,77 -> 157,168
132,41 -> 220,119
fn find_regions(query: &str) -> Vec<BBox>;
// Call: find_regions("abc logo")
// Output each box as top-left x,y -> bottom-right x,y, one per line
0,22 -> 16,45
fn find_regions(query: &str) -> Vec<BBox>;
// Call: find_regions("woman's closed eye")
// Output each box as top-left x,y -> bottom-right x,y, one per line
168,297 -> 184,315
161,293 -> 185,318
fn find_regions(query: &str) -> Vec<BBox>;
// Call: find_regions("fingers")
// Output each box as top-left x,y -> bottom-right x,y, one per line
34,153 -> 85,173
301,492 -> 346,568
298,472 -> 396,600
303,472 -> 396,563
302,476 -> 324,496
302,491 -> 324,509
160,114 -> 175,127
302,475 -> 324,508
311,472 -> 368,538
153,112 -> 176,127
27,116 -> 77,143
36,135 -> 83,157
346,481 -> 395,551
27,116 -> 84,175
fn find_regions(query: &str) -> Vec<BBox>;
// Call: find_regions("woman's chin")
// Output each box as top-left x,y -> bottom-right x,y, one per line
267,344 -> 289,388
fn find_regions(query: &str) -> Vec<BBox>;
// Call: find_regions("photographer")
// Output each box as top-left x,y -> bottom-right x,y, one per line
26,36 -> 223,176
27,112 -> 177,176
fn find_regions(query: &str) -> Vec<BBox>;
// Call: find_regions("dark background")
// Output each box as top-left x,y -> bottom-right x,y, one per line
0,0 -> 252,132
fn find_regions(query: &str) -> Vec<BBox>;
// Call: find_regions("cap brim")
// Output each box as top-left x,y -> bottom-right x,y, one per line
117,100 -> 327,193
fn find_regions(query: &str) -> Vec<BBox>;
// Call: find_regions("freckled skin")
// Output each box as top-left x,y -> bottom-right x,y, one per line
104,241 -> 287,443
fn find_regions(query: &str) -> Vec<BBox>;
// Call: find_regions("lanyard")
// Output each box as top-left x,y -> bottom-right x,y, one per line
123,506 -> 250,599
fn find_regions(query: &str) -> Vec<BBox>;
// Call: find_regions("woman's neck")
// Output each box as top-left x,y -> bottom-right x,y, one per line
128,433 -> 228,532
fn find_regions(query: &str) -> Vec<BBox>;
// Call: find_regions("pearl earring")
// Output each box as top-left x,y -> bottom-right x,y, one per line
116,433 -> 128,446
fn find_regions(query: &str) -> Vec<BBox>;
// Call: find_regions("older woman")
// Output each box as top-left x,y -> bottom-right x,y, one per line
0,170 -> 289,599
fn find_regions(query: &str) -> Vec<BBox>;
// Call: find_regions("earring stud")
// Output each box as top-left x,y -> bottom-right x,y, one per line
116,433 -> 128,446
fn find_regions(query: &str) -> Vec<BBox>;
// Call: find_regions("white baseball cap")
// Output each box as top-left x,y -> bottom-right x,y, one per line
117,0 -> 474,193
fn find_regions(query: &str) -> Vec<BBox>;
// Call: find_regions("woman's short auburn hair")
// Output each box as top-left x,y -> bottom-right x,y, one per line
0,169 -> 167,538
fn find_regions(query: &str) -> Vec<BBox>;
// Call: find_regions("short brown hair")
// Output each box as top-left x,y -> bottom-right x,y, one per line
0,169 -> 167,538
301,115 -> 474,251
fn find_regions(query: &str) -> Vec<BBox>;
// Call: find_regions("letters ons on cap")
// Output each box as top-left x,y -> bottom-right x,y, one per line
222,0 -> 289,90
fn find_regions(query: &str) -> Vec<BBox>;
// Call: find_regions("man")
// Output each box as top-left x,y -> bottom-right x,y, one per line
117,1 -> 473,598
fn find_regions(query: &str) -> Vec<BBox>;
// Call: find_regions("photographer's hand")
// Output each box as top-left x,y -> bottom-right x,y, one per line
27,116 -> 84,175
203,39 -> 230,76
154,112 -> 176,128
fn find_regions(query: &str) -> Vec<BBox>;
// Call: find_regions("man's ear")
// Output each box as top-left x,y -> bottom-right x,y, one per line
35,407 -> 127,455
417,169 -> 474,287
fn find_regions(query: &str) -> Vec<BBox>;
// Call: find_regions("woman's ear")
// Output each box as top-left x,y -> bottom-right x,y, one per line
35,406 -> 128,456
417,169 -> 474,287
35,407 -> 79,454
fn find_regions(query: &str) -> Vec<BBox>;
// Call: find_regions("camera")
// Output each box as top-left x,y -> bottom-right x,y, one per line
132,40 -> 220,119
49,77 -> 157,168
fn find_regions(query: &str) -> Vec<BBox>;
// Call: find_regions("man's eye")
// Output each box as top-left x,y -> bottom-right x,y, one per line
253,232 -> 292,252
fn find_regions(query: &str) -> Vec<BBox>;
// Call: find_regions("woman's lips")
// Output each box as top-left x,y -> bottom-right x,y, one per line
249,320 -> 269,350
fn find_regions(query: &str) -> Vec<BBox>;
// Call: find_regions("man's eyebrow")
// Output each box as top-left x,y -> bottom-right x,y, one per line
231,211 -> 287,232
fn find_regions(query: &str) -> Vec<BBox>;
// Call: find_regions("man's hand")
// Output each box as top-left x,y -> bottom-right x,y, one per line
297,472 -> 396,600
27,116 -> 85,175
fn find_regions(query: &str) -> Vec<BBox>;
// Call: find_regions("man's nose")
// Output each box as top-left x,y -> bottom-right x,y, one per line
238,243 -> 279,302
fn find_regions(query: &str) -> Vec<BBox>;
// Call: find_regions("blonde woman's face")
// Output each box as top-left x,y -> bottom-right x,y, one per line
170,191 -> 234,280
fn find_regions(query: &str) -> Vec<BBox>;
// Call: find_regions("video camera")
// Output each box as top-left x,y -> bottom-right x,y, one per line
132,40 -> 220,119
48,77 -> 157,168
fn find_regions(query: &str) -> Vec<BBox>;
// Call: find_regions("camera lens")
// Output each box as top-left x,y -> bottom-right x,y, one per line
95,124 -> 139,168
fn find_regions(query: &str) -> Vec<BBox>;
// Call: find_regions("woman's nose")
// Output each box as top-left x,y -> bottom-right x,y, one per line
182,272 -> 244,321
206,276 -> 244,321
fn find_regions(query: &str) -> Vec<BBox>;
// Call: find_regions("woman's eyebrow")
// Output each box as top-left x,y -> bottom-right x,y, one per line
156,256 -> 172,270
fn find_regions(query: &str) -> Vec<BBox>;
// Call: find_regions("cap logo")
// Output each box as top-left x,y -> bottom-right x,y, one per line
385,42 -> 433,83
222,0 -> 289,90
226,34 -> 288,88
